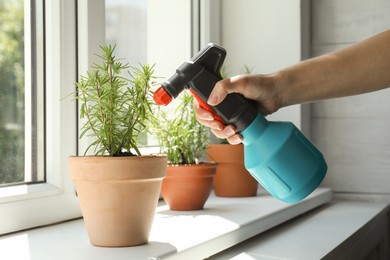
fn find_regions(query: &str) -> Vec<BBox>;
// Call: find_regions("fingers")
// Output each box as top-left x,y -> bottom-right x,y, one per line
211,127 -> 243,145
194,99 -> 224,130
194,99 -> 243,144
211,125 -> 235,139
227,134 -> 243,145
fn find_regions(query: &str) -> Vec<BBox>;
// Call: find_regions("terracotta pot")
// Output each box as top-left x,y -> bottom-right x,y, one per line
161,163 -> 216,211
207,144 -> 258,197
68,155 -> 166,247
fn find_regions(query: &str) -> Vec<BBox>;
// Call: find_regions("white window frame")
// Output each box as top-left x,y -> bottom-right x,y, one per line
0,0 -> 81,235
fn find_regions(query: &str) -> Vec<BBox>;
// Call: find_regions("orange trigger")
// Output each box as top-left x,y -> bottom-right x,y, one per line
189,89 -> 224,123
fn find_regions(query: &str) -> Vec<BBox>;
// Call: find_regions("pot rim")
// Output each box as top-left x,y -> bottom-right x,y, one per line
207,143 -> 244,147
69,154 -> 166,159
167,161 -> 217,167
68,154 -> 167,181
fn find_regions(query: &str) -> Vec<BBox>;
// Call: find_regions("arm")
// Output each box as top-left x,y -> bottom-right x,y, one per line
197,30 -> 390,144
279,29 -> 390,107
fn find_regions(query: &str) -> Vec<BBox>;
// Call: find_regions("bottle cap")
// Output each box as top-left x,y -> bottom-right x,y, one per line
154,86 -> 172,106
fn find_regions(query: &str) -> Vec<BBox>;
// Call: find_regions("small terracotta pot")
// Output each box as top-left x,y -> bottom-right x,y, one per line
161,163 -> 216,211
68,155 -> 166,247
207,144 -> 258,197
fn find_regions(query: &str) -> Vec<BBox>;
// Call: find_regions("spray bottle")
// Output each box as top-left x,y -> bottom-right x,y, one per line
154,43 -> 327,203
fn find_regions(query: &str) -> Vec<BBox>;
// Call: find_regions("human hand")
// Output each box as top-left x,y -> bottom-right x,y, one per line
195,74 -> 282,144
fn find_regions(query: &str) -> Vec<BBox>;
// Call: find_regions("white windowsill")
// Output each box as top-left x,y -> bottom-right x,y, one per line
0,188 -> 332,260
208,200 -> 389,259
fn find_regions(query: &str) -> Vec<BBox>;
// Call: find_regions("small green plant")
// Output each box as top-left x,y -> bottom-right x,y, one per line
153,92 -> 209,165
75,45 -> 156,156
219,66 -> 229,79
220,64 -> 254,78
240,64 -> 254,75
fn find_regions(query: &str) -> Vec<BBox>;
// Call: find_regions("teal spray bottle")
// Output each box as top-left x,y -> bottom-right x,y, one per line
154,43 -> 327,203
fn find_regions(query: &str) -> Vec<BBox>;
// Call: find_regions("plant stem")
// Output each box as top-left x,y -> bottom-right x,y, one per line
93,74 -> 110,154
80,89 -> 110,155
108,62 -> 114,155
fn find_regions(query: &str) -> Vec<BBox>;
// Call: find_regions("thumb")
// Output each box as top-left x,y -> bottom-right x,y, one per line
207,76 -> 246,106
207,78 -> 233,106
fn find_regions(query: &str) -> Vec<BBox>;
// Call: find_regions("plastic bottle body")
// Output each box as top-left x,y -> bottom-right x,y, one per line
241,114 -> 327,203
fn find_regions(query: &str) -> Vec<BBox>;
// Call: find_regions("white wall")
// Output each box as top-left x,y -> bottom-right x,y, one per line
219,0 -> 310,133
311,0 -> 390,201
147,0 -> 192,81
220,0 -> 301,74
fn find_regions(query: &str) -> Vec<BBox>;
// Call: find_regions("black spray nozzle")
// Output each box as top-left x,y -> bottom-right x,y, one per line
158,44 -> 226,100
154,43 -> 257,133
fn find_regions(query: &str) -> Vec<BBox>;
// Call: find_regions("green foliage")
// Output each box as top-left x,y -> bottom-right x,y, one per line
153,92 -> 209,165
76,45 -> 156,156
220,64 -> 254,78
0,127 -> 24,184
0,0 -> 24,184
240,64 -> 254,75
219,66 -> 229,79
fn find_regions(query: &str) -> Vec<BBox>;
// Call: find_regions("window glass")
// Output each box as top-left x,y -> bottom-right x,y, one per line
106,0 -> 147,64
0,0 -> 44,186
105,0 -> 151,146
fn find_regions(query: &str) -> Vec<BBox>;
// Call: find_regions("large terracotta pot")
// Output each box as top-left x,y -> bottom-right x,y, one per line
68,155 -> 166,247
161,163 -> 216,211
207,144 -> 258,197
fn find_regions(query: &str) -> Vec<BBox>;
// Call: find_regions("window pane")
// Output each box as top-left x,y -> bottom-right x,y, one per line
105,0 -> 150,146
106,0 -> 147,64
0,0 -> 25,185
0,0 -> 44,186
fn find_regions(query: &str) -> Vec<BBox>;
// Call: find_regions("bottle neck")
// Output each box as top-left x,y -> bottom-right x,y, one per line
241,113 -> 269,145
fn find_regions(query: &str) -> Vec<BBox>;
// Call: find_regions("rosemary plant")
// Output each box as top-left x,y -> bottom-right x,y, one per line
76,45 -> 156,156
154,92 -> 209,165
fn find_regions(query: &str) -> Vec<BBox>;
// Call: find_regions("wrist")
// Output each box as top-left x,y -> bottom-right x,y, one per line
271,70 -> 290,109
275,60 -> 315,108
